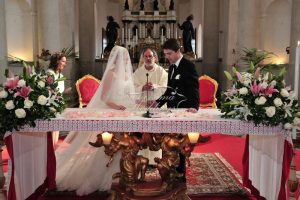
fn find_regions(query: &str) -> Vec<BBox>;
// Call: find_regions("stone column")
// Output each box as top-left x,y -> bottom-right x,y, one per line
0,0 -> 6,192
31,0 -> 39,64
78,0 -> 96,75
218,0 -> 239,91
202,0 -> 221,80
237,0 -> 261,70
0,0 -> 7,84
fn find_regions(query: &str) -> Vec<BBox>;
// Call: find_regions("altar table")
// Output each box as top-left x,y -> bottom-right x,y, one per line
4,108 -> 293,200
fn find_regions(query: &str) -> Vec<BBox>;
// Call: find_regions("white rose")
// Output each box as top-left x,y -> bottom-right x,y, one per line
243,79 -> 251,86
261,82 -> 268,89
265,106 -> 276,117
255,96 -> 267,105
284,123 -> 292,130
37,95 -> 47,105
293,117 -> 300,125
239,87 -> 248,95
15,108 -> 26,118
18,79 -> 26,87
24,99 -> 33,109
273,98 -> 283,107
5,100 -> 15,110
270,80 -> 277,86
0,90 -> 8,98
38,81 -> 45,88
280,89 -> 289,98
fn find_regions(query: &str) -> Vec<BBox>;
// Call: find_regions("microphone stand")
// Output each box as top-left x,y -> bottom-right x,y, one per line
143,73 -> 152,118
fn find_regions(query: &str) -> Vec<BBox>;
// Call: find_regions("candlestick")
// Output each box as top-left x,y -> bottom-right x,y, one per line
295,40 -> 300,98
121,28 -> 124,45
135,29 -> 138,44
128,28 -> 131,44
102,132 -> 113,145
187,132 -> 199,144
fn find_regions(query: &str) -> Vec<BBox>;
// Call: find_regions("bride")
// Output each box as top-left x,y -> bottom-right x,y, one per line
55,45 -> 136,196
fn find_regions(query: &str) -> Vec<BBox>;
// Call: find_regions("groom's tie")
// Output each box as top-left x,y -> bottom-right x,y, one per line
170,64 -> 176,79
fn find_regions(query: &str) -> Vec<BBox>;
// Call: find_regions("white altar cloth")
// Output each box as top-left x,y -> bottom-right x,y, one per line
4,108 -> 292,200
19,108 -> 289,136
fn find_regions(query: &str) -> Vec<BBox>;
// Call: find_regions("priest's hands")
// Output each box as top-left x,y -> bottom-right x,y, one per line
142,82 -> 154,91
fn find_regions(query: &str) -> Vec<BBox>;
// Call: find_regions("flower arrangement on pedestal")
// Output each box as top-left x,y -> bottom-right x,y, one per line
0,67 -> 66,136
220,48 -> 300,129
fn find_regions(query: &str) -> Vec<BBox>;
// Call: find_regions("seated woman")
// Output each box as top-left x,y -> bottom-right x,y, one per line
55,45 -> 136,196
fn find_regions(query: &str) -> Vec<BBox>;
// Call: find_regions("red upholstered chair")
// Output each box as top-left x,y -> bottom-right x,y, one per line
199,75 -> 218,108
76,74 -> 100,108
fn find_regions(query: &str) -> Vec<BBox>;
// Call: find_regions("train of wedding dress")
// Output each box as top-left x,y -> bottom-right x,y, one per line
55,45 -> 136,196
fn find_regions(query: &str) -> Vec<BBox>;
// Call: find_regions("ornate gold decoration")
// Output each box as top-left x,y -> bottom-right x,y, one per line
89,132 -> 198,198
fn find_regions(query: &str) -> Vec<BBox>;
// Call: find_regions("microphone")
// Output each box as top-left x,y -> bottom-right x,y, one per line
143,73 -> 152,118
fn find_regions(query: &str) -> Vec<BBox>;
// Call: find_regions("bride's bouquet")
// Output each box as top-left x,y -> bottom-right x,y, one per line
0,67 -> 66,136
220,62 -> 300,129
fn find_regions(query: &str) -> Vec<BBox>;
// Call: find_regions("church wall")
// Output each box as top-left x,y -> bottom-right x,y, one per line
261,0 -> 291,65
5,0 -> 33,61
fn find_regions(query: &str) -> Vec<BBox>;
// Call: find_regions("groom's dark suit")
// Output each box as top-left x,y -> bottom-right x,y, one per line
156,57 -> 199,109
156,57 -> 199,180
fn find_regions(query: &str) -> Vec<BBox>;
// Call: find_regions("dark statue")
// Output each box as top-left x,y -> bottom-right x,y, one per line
178,15 -> 195,53
140,0 -> 144,10
169,0 -> 174,10
124,0 -> 129,10
153,0 -> 158,11
104,16 -> 120,53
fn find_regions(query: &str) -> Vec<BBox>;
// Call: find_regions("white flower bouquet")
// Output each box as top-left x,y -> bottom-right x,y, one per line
220,62 -> 299,129
0,67 -> 66,136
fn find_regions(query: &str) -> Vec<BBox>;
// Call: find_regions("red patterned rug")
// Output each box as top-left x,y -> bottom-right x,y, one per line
186,153 -> 248,196
144,153 -> 248,197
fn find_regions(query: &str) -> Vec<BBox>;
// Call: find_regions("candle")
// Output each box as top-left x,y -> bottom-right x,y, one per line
187,132 -> 199,144
295,40 -> 300,98
102,132 -> 113,145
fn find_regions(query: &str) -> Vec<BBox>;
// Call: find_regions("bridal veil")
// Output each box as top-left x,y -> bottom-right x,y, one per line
55,45 -> 136,195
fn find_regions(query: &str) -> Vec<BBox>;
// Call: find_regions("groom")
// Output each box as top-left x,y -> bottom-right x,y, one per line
154,38 -> 199,181
156,38 -> 199,111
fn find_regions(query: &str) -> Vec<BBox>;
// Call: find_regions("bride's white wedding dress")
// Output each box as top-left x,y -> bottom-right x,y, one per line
55,46 -> 136,196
